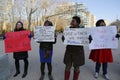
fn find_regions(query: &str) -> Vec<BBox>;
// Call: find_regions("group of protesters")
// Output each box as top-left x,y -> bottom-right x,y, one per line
3,16 -> 120,80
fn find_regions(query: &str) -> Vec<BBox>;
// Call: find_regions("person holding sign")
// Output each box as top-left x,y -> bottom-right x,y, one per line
38,20 -> 56,80
89,19 -> 119,80
4,21 -> 31,78
62,16 -> 85,80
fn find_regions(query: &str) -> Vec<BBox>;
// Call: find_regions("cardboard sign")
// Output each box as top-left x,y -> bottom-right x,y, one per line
34,26 -> 55,42
89,26 -> 118,49
4,30 -> 31,53
64,28 -> 89,46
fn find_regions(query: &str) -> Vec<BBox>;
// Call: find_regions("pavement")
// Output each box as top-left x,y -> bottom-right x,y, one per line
0,34 -> 120,80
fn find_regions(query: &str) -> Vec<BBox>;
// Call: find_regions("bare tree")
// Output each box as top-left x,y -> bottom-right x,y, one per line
0,0 -> 71,32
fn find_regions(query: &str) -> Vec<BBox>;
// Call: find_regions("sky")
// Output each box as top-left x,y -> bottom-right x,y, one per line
73,0 -> 120,23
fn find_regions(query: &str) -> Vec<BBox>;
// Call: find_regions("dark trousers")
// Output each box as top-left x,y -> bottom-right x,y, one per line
95,62 -> 108,75
15,59 -> 29,73
41,62 -> 52,75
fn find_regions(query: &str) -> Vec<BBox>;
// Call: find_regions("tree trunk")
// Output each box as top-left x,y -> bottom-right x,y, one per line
28,9 -> 32,30
27,8 -> 37,30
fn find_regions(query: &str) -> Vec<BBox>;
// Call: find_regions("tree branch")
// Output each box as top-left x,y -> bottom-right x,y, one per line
31,8 -> 38,14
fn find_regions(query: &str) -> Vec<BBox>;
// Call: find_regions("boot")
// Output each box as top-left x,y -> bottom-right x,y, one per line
73,71 -> 80,80
13,60 -> 20,77
39,74 -> 45,80
22,59 -> 28,78
64,70 -> 70,80
22,72 -> 27,78
48,74 -> 54,80
13,71 -> 20,77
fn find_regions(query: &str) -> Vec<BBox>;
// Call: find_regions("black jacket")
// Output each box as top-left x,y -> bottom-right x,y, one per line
38,37 -> 56,50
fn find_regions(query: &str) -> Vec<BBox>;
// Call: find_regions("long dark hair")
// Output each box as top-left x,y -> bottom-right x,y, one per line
44,20 -> 53,26
14,21 -> 24,31
96,19 -> 106,26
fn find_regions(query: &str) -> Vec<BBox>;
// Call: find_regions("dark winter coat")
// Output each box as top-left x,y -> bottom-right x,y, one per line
38,37 -> 57,50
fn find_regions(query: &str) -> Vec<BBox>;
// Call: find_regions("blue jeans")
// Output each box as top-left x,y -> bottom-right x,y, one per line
95,62 -> 108,75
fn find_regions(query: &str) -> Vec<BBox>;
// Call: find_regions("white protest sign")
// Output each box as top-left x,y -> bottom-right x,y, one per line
64,28 -> 89,46
89,26 -> 118,49
34,26 -> 55,42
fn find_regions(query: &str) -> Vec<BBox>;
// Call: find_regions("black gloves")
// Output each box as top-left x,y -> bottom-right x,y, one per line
88,35 -> 93,43
116,34 -> 120,40
62,36 -> 65,42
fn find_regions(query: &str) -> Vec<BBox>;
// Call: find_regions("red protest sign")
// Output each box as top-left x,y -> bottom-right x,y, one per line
4,30 -> 31,53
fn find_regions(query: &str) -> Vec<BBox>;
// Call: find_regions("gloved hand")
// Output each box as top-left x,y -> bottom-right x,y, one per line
3,35 -> 6,40
115,34 -> 120,40
62,35 -> 65,42
28,34 -> 32,38
88,35 -> 93,43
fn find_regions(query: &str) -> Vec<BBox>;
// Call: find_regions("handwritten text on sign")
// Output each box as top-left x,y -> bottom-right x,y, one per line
34,26 -> 55,42
4,30 -> 31,53
89,26 -> 118,49
64,28 -> 89,46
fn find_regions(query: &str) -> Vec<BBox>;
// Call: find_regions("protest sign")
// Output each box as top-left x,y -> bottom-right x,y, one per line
64,28 -> 89,46
89,26 -> 118,49
34,26 -> 55,42
4,30 -> 31,53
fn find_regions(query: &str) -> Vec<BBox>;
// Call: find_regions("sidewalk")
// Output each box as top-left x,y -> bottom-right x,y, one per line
1,34 -> 120,80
